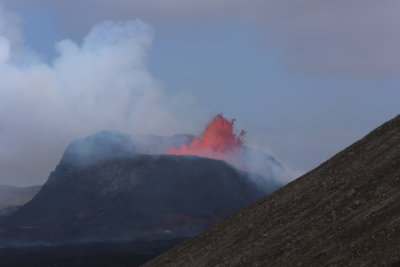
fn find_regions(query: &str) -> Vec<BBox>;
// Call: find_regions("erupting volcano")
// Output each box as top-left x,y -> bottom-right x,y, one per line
167,114 -> 246,166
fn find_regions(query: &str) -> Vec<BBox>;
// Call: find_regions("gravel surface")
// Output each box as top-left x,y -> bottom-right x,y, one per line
146,114 -> 400,267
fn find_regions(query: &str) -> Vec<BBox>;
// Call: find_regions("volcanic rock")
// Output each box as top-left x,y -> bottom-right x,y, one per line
145,114 -> 400,266
0,154 -> 269,247
59,130 -> 194,168
61,130 -> 286,188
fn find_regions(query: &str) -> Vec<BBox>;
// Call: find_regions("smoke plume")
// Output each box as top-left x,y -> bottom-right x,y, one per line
0,5 -> 183,186
167,113 -> 292,188
0,5 -> 294,187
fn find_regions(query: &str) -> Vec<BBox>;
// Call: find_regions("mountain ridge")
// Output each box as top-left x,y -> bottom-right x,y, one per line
0,155 -> 273,247
145,114 -> 400,266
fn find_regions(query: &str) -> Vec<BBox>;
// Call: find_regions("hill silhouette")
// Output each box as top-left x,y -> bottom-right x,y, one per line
0,155 -> 272,247
146,114 -> 400,266
0,130 -> 283,265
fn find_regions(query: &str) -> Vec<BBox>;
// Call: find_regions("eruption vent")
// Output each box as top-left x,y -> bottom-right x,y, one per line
167,114 -> 246,166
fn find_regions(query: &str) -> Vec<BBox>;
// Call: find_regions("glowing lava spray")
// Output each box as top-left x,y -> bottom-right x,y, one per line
167,114 -> 246,167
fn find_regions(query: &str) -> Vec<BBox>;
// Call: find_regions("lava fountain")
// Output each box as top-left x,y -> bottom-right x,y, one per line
167,114 -> 246,167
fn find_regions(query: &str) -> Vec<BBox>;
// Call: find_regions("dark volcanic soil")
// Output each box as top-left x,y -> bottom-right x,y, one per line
0,155 -> 269,246
145,114 -> 400,266
0,238 -> 185,267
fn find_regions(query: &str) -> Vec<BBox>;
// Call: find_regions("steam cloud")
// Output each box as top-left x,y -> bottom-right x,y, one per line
0,5 -> 294,187
0,6 -> 183,186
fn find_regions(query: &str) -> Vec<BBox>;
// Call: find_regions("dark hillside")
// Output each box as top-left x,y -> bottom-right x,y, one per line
0,155 -> 269,247
146,114 -> 400,266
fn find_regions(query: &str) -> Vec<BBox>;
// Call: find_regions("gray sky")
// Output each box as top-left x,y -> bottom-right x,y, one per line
0,1 -> 399,186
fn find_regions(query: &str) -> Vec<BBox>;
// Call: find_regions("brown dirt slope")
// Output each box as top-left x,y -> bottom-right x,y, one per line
145,114 -> 400,267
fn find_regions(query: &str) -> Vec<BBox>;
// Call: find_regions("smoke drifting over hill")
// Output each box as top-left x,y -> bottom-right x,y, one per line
0,6 -> 194,186
0,5 -> 295,187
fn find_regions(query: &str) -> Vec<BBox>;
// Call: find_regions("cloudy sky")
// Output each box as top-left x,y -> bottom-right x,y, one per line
0,0 -> 399,186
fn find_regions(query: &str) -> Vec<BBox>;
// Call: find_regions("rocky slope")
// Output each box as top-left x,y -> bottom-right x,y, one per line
146,114 -> 400,266
0,155 -> 272,247
61,130 -> 286,190
59,130 -> 195,168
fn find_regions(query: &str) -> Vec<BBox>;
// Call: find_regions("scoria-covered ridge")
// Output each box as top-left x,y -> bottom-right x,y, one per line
146,114 -> 400,267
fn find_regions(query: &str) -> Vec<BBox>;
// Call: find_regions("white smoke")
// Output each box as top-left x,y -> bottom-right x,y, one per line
0,6 -> 183,186
0,5 -> 294,188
